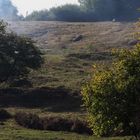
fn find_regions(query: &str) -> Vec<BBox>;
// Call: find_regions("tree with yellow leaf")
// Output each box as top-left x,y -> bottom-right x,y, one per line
82,43 -> 140,139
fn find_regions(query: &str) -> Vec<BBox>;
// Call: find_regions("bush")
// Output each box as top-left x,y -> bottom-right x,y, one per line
82,45 -> 140,138
15,112 -> 42,129
0,109 -> 12,121
14,112 -> 92,134
42,117 -> 72,131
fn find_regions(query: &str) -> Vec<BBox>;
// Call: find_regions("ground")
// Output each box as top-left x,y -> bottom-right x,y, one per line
0,21 -> 136,139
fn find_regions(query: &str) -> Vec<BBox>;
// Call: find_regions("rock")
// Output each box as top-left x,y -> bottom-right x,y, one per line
128,39 -> 139,46
72,35 -> 83,42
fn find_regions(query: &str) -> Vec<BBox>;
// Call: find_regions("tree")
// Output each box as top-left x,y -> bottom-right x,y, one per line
82,44 -> 140,138
25,10 -> 50,21
78,0 -> 140,20
49,5 -> 84,22
0,21 -> 43,83
25,0 -> 140,21
78,0 -> 96,10
0,0 -> 20,20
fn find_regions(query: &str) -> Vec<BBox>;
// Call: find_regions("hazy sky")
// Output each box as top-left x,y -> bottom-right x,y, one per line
11,0 -> 79,16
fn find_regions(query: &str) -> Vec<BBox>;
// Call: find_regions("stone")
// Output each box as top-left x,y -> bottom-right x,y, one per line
72,35 -> 83,42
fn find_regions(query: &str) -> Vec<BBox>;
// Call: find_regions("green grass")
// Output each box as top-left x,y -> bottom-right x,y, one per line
0,120 -> 132,140
30,51 -> 110,92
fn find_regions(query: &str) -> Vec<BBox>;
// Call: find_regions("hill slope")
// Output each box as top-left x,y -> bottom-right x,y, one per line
0,21 -> 135,140
8,21 -> 136,91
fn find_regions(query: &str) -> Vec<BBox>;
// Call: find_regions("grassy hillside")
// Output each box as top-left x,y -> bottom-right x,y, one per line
0,21 -> 135,140
9,21 -> 135,91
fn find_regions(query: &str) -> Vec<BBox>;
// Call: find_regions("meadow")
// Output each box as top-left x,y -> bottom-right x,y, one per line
0,21 -> 136,139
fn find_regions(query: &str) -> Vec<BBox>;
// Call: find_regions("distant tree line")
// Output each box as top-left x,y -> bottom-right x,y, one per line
25,0 -> 140,21
25,5 -> 87,22
0,0 -> 22,20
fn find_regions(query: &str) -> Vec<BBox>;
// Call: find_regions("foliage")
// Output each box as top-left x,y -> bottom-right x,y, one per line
26,5 -> 88,22
0,0 -> 21,20
78,0 -> 140,20
48,5 -> 86,22
82,45 -> 140,137
25,10 -> 50,21
0,21 -> 43,83
26,0 -> 140,21
78,0 -> 96,9
15,112 -> 42,129
15,112 -> 92,134
25,4 -> 97,21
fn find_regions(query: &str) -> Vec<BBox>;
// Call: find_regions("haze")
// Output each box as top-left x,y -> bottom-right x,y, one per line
11,0 -> 79,16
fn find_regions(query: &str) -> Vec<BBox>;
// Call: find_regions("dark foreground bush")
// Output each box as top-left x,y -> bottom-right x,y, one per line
10,79 -> 32,88
15,112 -> 42,129
0,109 -> 12,121
42,117 -> 72,132
15,112 -> 92,134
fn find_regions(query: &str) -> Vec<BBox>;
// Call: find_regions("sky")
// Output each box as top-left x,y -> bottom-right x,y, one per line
11,0 -> 79,16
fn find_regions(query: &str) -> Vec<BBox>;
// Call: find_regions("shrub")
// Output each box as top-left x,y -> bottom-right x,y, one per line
14,112 -> 92,134
42,117 -> 72,131
42,117 -> 92,134
82,45 -> 140,138
15,112 -> 42,129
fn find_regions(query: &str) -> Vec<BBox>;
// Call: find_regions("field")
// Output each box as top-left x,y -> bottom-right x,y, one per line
8,21 -> 135,90
0,21 -> 136,139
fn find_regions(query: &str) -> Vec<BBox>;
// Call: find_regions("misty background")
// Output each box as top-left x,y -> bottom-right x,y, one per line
0,0 -> 20,20
1,0 -> 140,21
11,0 -> 79,16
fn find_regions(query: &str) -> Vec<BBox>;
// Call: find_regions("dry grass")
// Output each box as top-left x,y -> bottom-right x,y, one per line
6,20 -> 136,107
9,21 -> 135,52
5,20 -> 136,113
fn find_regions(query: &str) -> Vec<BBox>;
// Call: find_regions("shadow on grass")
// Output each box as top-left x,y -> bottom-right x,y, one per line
67,52 -> 113,61
0,87 -> 82,112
